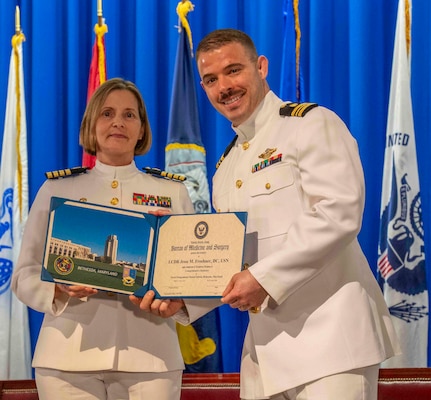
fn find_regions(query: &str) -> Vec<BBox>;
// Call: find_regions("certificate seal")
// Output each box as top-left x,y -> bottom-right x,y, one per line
194,221 -> 209,239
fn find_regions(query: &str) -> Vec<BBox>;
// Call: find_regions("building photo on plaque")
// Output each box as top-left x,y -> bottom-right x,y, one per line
42,197 -> 154,295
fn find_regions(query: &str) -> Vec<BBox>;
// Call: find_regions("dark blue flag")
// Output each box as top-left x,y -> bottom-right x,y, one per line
166,9 -> 221,372
165,27 -> 210,213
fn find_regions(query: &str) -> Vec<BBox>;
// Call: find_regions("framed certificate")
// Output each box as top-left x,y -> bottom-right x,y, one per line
41,197 -> 247,298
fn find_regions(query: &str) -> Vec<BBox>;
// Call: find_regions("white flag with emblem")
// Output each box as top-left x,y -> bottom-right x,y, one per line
0,27 -> 32,379
377,0 -> 428,367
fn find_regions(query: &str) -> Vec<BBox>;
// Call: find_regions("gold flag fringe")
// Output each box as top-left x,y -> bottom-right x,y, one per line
176,0 -> 195,55
12,32 -> 25,222
94,23 -> 108,83
405,0 -> 411,57
293,0 -> 301,101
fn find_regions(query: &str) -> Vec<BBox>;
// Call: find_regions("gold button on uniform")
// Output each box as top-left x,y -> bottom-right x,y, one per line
111,180 -> 119,189
79,198 -> 87,202
265,183 -> 271,190
111,197 -> 119,205
236,180 -> 243,189
242,142 -> 250,150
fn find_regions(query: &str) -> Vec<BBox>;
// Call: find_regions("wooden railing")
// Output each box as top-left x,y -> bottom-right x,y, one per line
2,369 -> 431,399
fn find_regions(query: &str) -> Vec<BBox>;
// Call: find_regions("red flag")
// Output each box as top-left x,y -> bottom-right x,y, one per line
82,22 -> 108,168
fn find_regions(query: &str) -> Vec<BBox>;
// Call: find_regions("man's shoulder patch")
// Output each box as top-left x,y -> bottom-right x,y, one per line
279,102 -> 318,117
45,166 -> 88,179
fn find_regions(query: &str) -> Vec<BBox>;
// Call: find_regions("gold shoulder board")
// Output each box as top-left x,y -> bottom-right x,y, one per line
143,167 -> 186,182
216,135 -> 238,169
45,166 -> 88,179
279,102 -> 318,117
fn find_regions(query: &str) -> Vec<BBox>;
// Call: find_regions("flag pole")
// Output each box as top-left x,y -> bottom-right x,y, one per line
97,0 -> 103,26
94,0 -> 107,85
15,6 -> 21,34
82,0 -> 108,168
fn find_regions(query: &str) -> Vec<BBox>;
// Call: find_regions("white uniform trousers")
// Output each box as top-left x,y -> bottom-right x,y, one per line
35,368 -> 182,400
252,364 -> 379,400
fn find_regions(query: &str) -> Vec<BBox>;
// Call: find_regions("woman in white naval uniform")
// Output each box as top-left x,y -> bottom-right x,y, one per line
195,29 -> 400,400
12,78 -> 194,400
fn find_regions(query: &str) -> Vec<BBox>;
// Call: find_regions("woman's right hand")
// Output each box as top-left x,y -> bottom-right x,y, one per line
54,283 -> 98,299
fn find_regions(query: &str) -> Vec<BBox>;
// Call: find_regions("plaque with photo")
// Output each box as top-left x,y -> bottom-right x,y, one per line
41,197 -> 247,298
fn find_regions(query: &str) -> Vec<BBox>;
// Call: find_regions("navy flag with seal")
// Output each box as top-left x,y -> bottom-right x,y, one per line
165,4 -> 222,373
378,0 -> 428,368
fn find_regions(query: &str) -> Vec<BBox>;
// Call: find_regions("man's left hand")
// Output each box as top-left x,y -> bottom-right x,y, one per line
221,269 -> 267,312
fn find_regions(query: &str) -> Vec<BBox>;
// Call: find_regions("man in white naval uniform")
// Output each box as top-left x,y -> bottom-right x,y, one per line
193,29 -> 400,400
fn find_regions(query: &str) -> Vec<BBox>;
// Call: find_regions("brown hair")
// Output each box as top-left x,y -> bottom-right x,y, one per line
79,78 -> 152,156
196,29 -> 258,63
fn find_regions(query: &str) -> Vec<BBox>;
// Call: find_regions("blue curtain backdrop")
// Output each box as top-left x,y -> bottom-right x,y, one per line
1,0 -> 431,369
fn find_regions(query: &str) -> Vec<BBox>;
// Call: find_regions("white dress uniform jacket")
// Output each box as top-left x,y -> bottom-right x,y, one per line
12,160 -> 194,372
212,91 -> 400,398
